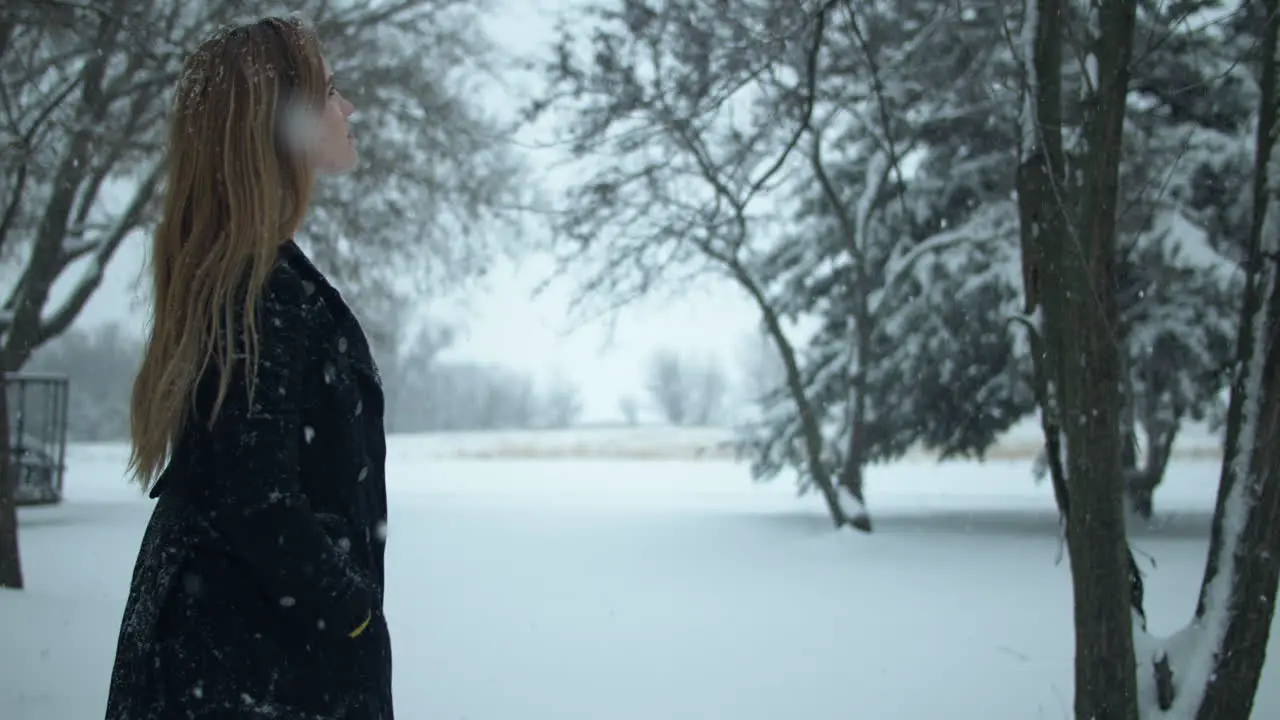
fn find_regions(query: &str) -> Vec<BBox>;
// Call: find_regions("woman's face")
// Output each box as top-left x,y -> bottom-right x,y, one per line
308,58 -> 358,175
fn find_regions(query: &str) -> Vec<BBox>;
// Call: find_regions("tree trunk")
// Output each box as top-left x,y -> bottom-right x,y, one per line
838,319 -> 873,533
0,378 -> 23,590
1175,4 -> 1280,715
1191,248 -> 1280,719
839,445 -> 870,530
1017,0 -> 1142,717
739,265 -> 853,530
1124,420 -> 1177,521
835,377 -> 872,527
1059,5 -> 1140,716
1125,474 -> 1156,521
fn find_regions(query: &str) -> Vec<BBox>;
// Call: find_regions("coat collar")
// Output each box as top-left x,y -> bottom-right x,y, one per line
278,239 -> 326,293
278,240 -> 354,321
279,238 -> 385,395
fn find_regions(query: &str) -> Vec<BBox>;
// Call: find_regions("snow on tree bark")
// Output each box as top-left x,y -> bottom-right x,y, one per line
1135,5 -> 1280,717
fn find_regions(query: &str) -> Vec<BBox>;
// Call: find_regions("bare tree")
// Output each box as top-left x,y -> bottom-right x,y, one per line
691,354 -> 727,425
532,0 -> 875,530
406,361 -> 542,431
533,0 -> 1017,531
644,347 -> 727,426
618,394 -> 640,425
541,372 -> 584,428
645,348 -> 689,426
0,0 -> 172,592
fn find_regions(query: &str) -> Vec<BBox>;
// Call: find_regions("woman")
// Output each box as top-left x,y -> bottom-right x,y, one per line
105,17 -> 393,719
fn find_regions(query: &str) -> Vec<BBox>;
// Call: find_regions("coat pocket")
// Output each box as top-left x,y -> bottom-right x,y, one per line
314,511 -> 367,566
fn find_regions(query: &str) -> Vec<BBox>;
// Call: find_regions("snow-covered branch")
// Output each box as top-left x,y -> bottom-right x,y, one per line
870,205 -> 1009,318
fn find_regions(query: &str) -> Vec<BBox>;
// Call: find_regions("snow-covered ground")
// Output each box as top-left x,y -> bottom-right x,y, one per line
3,433 -> 1275,719
182,417 -> 1221,462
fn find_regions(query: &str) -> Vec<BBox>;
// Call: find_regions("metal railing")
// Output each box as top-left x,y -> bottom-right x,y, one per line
5,372 -> 70,506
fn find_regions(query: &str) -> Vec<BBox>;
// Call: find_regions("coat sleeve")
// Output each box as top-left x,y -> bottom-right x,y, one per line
204,263 -> 372,642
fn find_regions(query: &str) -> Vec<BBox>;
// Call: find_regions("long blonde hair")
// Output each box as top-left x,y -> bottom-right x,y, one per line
129,17 -> 327,487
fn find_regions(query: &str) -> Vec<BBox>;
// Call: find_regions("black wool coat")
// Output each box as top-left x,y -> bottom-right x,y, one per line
105,241 -> 393,719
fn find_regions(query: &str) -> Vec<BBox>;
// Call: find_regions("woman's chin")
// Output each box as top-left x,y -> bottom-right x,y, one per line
318,151 -> 359,177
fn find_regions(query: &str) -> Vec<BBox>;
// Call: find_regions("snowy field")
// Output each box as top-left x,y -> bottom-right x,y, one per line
3,429 -> 1277,719
335,418 -> 1227,461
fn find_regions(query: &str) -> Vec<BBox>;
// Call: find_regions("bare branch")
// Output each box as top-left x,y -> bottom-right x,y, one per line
38,163 -> 162,344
